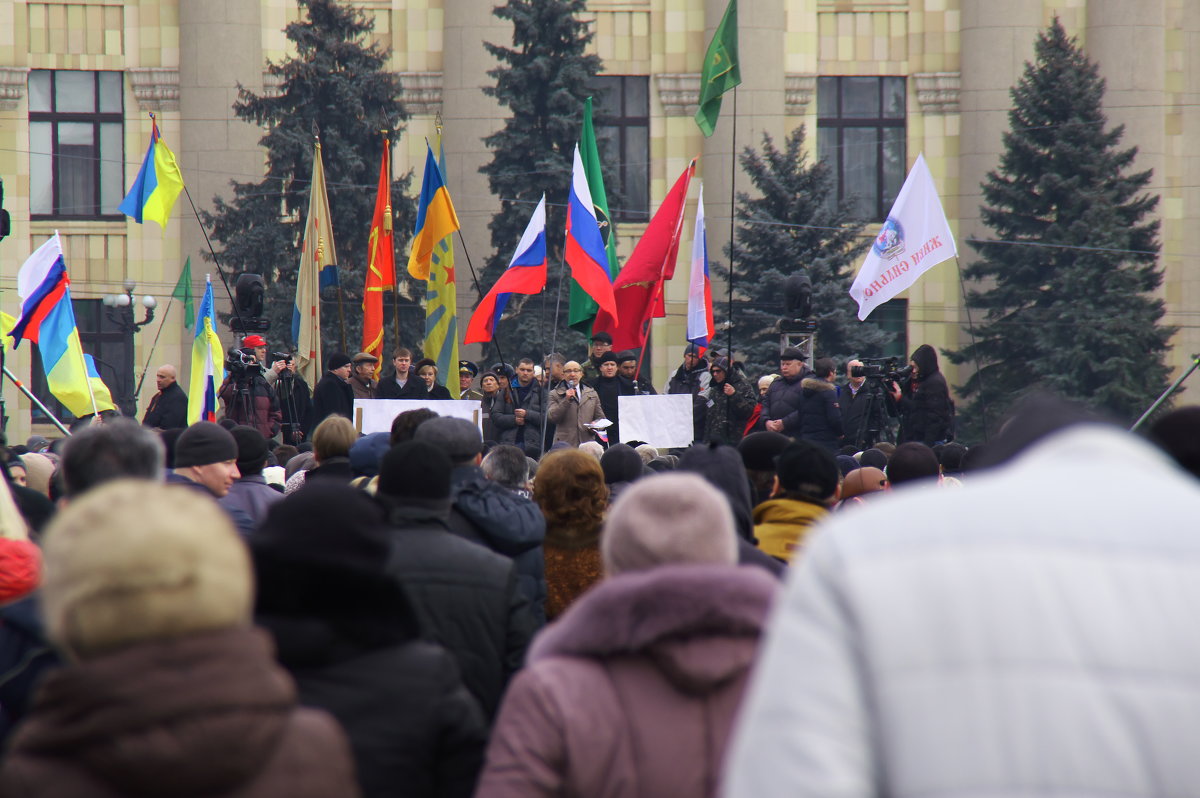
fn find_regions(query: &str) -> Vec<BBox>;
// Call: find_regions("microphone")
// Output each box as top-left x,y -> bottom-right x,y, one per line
567,380 -> 578,401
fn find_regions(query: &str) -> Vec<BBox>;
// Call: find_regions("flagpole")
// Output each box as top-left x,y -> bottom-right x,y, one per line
453,227 -> 507,370
726,87 -> 737,365
1,366 -> 71,436
133,297 -> 173,402
955,255 -> 990,441
542,246 -> 571,450
182,187 -> 251,333
336,285 -> 348,353
385,130 -> 400,356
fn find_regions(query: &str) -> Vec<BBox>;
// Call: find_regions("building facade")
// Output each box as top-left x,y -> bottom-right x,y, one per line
0,0 -> 1196,441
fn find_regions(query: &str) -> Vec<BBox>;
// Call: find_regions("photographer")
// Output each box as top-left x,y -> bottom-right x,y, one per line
218,347 -> 282,440
273,353 -> 312,445
841,359 -> 897,450
888,344 -> 954,446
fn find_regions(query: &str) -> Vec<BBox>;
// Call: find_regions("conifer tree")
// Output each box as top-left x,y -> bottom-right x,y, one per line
204,0 -> 418,355
712,128 -> 891,375
478,0 -> 606,364
949,19 -> 1172,436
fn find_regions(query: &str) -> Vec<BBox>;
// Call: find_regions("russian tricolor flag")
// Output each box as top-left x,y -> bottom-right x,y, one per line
564,144 -> 617,319
686,183 -> 714,351
465,195 -> 548,344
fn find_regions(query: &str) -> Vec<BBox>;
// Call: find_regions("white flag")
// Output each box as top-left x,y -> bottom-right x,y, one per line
850,153 -> 957,320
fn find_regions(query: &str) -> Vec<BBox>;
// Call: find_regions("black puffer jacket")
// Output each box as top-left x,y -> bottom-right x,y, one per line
799,377 -> 844,451
447,466 -> 548,628
382,502 -> 536,721
897,344 -> 954,446
761,371 -> 809,437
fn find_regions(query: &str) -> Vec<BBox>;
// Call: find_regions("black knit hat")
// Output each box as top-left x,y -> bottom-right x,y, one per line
598,351 -> 620,365
737,431 -> 793,472
174,422 -> 238,468
230,425 -> 269,475
775,440 -> 839,500
378,440 -> 453,500
326,351 -> 352,371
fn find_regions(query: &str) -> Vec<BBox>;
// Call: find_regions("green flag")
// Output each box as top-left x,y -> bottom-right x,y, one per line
695,0 -> 741,137
568,97 -> 621,332
173,256 -> 194,328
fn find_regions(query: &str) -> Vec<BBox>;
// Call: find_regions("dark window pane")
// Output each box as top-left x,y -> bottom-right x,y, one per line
29,122 -> 52,214
624,76 -> 648,117
844,127 -> 877,219
99,71 -> 122,112
100,122 -> 123,213
56,71 -> 94,113
28,71 -> 51,112
841,77 -> 880,118
873,298 -> 908,359
590,77 -> 621,118
817,126 -> 838,211
58,122 -> 97,215
817,76 -> 837,117
624,125 -> 649,220
883,76 -> 906,118
882,128 -> 906,210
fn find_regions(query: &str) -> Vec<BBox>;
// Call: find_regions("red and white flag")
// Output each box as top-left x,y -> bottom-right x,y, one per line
850,153 -> 957,320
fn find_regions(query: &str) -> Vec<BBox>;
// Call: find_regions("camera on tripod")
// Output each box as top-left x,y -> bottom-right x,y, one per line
851,356 -> 913,383
271,352 -> 293,367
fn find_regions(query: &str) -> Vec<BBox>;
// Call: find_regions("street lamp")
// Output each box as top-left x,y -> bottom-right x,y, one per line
102,281 -> 158,416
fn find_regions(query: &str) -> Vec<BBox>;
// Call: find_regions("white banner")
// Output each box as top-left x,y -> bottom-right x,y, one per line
618,394 -> 694,448
354,399 -> 481,435
850,153 -> 957,320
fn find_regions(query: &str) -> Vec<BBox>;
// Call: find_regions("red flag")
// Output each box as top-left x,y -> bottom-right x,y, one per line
593,160 -> 695,351
363,139 -> 393,370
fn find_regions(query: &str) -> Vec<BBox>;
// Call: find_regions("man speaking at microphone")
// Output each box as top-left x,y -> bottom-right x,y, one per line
547,361 -> 606,448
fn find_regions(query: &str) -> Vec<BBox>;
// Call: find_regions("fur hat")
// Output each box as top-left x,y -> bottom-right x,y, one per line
40,480 -> 252,659
602,473 -> 737,576
738,431 -> 792,472
174,422 -> 238,468
598,351 -> 620,365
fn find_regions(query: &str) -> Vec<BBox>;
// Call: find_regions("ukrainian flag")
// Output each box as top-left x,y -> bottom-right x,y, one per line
9,235 -> 115,418
188,276 -> 224,425
407,143 -> 461,281
118,116 -> 185,229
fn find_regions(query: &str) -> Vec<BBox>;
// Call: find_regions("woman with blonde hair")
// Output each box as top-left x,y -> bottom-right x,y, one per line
532,449 -> 608,620
285,415 -> 357,493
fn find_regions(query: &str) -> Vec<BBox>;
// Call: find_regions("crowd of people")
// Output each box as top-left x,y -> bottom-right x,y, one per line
0,336 -> 1197,796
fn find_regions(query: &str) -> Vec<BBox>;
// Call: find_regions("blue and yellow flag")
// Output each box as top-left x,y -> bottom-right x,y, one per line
188,277 -> 224,425
407,143 -> 461,281
119,115 -> 185,228
424,140 -> 459,385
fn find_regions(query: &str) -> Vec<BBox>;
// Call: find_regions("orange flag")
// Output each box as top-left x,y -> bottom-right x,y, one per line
362,139 -> 394,370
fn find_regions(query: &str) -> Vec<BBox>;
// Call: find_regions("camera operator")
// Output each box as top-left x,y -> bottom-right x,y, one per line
888,344 -> 954,446
841,359 -> 897,450
218,346 -> 282,440
273,353 -> 312,445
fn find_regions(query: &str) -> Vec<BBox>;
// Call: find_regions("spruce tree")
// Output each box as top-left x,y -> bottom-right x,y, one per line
203,0 -> 418,356
949,19 -> 1173,437
712,127 -> 891,376
478,0 -> 605,364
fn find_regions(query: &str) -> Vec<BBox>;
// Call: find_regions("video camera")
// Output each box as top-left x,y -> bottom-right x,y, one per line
851,356 -> 914,383
225,347 -> 264,378
272,351 -> 293,366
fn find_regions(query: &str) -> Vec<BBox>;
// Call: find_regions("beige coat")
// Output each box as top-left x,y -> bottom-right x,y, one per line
547,383 -> 604,447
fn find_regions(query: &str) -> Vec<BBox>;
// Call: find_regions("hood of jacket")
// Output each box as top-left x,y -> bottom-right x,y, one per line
801,376 -> 835,395
10,627 -> 299,798
753,497 -> 829,527
450,466 -> 546,556
911,344 -> 940,377
678,443 -> 757,543
529,564 -> 777,694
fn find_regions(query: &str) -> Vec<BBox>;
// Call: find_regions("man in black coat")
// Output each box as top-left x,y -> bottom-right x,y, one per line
310,351 -> 355,427
890,344 -> 954,446
668,343 -> 712,444
142,364 -> 188,429
376,439 -> 536,722
762,347 -> 812,439
491,358 -> 545,454
376,347 -> 424,399
798,357 -> 844,452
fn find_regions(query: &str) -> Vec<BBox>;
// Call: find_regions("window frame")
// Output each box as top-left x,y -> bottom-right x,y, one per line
28,70 -> 125,221
817,76 -> 906,223
586,75 -> 650,223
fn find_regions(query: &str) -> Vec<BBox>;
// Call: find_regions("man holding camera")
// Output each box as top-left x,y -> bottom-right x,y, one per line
219,343 -> 282,440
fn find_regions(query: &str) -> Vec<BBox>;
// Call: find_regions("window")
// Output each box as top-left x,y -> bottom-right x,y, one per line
817,76 -> 906,222
587,76 -> 649,222
29,70 -> 124,219
872,298 -> 909,360
31,299 -> 133,422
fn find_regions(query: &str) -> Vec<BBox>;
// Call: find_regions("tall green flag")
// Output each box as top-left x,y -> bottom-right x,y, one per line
173,256 -> 194,328
695,0 -> 741,137
568,97 -> 621,332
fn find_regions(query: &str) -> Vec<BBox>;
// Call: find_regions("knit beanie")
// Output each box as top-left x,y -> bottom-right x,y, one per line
40,480 -> 251,659
859,447 -> 889,471
598,351 -> 620,365
737,431 -> 792,472
378,440 -> 453,501
600,443 -> 643,485
413,416 -> 483,463
230,425 -> 269,475
326,351 -> 352,371
174,422 -> 238,468
602,473 -> 737,576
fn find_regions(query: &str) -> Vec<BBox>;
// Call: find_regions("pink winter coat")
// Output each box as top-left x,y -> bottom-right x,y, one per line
475,564 -> 777,798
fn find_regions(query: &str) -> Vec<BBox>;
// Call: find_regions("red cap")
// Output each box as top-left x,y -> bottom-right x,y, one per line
242,334 -> 267,348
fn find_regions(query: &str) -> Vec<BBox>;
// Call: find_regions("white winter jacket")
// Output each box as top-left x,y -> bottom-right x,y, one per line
724,425 -> 1200,798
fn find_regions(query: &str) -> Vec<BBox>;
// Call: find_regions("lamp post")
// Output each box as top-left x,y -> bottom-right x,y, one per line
102,280 -> 157,417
